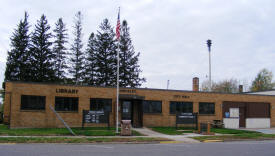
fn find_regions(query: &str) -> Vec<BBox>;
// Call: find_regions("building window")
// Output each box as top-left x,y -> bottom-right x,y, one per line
55,97 -> 78,111
143,100 -> 162,113
199,102 -> 215,114
170,101 -> 193,114
21,95 -> 46,110
90,98 -> 112,112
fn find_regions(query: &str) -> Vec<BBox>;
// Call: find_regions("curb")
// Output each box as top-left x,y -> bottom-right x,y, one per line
203,140 -> 223,143
160,141 -> 183,144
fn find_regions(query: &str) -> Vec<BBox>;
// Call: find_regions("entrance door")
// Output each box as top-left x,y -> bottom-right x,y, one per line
239,107 -> 246,127
132,100 -> 143,128
122,101 -> 132,120
121,100 -> 143,127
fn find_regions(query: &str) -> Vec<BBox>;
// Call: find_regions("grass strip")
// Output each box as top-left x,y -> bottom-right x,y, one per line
151,127 -> 260,135
193,133 -> 275,142
0,125 -> 143,136
211,128 -> 260,134
0,137 -> 170,143
151,127 -> 195,135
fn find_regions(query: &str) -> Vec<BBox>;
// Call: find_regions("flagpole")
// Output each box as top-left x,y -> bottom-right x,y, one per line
116,7 -> 120,134
116,39 -> 120,134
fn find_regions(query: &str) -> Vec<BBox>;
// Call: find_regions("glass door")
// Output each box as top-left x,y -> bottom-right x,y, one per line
122,101 -> 132,120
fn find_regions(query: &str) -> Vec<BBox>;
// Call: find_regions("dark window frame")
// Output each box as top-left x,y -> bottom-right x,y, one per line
55,96 -> 79,112
143,100 -> 162,114
90,98 -> 112,112
199,102 -> 215,115
21,95 -> 46,111
169,101 -> 193,114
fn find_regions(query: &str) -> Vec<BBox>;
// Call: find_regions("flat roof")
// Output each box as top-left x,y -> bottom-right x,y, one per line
244,89 -> 275,93
4,81 -> 275,97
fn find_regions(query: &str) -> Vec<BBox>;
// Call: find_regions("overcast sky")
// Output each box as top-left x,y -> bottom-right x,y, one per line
1,0 -> 275,91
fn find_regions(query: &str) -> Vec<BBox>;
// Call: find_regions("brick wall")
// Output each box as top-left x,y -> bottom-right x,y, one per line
4,82 -> 275,128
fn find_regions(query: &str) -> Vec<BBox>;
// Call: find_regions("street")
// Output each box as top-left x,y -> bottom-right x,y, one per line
0,141 -> 275,156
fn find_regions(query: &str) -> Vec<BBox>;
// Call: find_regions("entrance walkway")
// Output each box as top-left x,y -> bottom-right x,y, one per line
132,127 -> 200,143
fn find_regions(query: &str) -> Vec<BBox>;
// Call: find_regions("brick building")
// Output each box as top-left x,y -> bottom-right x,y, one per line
3,79 -> 275,128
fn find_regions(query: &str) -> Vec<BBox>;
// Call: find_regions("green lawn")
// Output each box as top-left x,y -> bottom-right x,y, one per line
211,128 -> 260,134
0,124 -> 143,136
151,127 -> 195,135
193,133 -> 275,142
193,128 -> 275,142
151,127 -> 261,136
0,137 -> 170,143
151,127 -> 275,142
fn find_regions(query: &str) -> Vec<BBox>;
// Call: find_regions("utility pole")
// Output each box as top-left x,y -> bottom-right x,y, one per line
207,39 -> 212,91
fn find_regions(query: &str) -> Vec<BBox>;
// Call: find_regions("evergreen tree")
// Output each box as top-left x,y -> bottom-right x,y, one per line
69,11 -> 85,84
29,14 -> 55,82
4,12 -> 31,81
119,20 -> 145,87
94,19 -> 117,86
4,51 -> 17,81
84,33 -> 98,85
53,18 -> 68,82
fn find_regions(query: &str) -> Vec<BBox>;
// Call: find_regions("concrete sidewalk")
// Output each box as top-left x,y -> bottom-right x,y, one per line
0,127 -> 202,143
132,127 -> 200,143
243,128 -> 275,134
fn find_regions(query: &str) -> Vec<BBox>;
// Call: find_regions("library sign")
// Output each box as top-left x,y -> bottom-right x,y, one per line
56,88 -> 79,94
120,89 -> 136,94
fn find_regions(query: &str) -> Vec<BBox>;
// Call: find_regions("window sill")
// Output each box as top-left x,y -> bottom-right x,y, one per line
198,114 -> 216,116
143,113 -> 163,115
169,113 -> 216,116
90,111 -> 112,113
20,110 -> 45,112
56,111 -> 79,113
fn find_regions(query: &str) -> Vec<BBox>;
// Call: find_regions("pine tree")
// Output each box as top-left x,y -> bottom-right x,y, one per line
84,33 -> 98,85
94,19 -> 117,86
29,14 -> 55,82
4,51 -> 17,81
69,11 -> 85,84
4,12 -> 31,81
53,18 -> 68,82
119,20 -> 145,87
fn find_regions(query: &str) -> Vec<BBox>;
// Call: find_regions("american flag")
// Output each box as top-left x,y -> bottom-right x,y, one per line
116,8 -> 120,40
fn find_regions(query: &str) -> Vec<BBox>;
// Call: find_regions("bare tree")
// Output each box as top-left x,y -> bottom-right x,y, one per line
250,68 -> 275,92
201,78 -> 239,93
